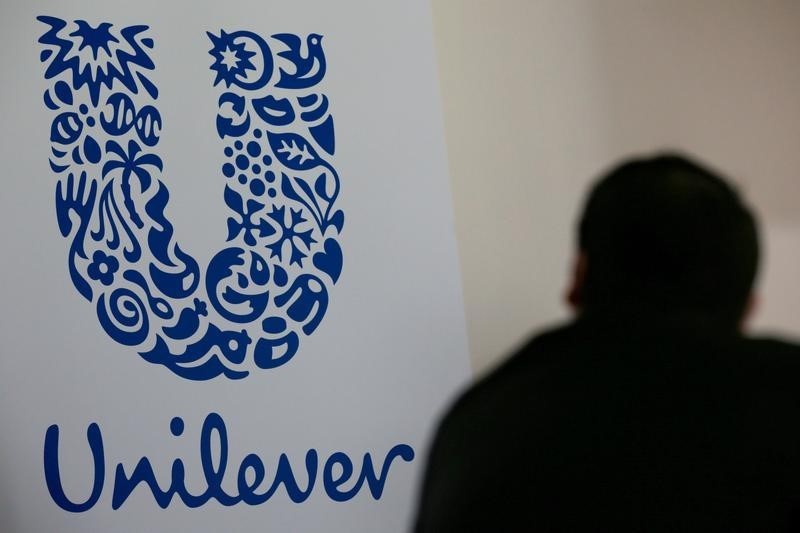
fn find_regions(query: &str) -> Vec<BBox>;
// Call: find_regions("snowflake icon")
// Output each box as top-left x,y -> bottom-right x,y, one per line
265,205 -> 316,266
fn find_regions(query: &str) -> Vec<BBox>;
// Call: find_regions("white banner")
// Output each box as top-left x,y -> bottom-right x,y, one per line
0,1 -> 470,531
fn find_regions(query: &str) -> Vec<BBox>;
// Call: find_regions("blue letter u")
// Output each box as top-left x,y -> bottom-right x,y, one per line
43,423 -> 105,512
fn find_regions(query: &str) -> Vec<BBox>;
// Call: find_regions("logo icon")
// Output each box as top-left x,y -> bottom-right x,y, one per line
38,17 -> 344,380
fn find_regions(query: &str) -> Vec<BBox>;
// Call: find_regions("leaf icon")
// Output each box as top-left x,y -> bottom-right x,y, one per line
267,131 -> 323,171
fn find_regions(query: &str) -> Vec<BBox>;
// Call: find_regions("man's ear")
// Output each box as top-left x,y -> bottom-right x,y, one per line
738,293 -> 758,332
566,251 -> 588,311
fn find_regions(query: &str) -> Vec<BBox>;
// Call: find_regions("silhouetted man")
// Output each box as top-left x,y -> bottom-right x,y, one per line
414,154 -> 800,532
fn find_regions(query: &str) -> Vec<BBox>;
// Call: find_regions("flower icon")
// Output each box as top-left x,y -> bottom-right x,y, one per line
87,250 -> 119,286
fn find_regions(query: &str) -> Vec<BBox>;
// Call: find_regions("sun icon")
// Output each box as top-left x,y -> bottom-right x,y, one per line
70,20 -> 119,60
207,30 -> 257,87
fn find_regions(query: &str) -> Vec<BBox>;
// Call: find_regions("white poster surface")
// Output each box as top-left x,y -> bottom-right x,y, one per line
0,1 -> 470,531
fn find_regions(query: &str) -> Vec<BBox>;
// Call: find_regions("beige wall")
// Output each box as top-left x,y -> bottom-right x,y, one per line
431,0 -> 800,375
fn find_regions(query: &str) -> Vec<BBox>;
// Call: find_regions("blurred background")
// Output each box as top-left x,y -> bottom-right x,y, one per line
431,0 -> 800,375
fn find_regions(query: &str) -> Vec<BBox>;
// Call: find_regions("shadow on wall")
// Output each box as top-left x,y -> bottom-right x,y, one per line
431,0 -> 800,375
586,0 -> 800,223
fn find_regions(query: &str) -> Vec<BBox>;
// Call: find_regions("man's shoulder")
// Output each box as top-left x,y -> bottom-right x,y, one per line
737,334 -> 800,383
439,322 -> 579,425
744,334 -> 800,355
442,324 -> 800,426
473,322 -> 578,389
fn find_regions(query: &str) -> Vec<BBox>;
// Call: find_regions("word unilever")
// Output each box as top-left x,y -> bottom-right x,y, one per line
37,18 -> 414,512
44,413 -> 415,511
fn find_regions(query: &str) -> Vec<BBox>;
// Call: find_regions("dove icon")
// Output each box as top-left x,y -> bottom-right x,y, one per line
273,33 -> 327,89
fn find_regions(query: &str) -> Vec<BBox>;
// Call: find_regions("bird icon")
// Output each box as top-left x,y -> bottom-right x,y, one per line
272,33 -> 327,89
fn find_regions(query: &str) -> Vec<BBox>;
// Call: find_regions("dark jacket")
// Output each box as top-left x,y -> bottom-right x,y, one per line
415,314 -> 800,532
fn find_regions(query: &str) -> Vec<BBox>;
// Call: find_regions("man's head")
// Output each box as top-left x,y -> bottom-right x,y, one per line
568,153 -> 759,328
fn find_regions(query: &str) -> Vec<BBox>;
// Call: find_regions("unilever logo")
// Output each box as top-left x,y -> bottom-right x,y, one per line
39,16 -> 343,381
37,17 -> 414,512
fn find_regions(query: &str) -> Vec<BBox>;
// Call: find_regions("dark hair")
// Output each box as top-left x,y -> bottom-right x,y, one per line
578,153 -> 759,324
